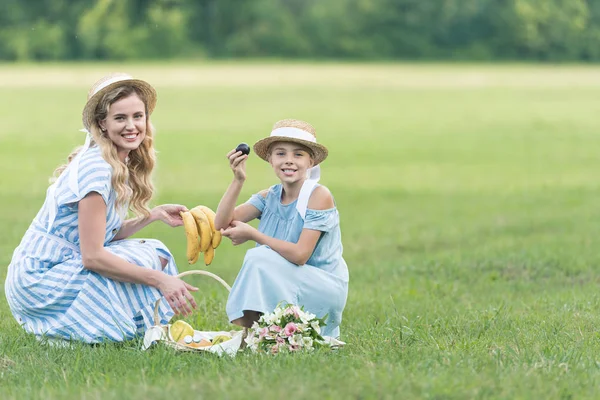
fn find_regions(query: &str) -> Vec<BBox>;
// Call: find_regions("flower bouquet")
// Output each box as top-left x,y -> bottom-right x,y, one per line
244,303 -> 331,354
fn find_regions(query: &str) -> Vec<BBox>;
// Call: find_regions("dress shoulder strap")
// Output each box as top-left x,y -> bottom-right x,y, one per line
296,180 -> 320,220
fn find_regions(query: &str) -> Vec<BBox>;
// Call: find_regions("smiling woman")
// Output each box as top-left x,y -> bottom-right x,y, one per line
3,73 -> 198,344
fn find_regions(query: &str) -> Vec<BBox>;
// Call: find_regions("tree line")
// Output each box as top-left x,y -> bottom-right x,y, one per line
1,0 -> 598,61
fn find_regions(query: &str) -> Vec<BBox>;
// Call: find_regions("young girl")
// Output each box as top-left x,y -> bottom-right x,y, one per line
215,119 -> 349,338
4,73 -> 197,343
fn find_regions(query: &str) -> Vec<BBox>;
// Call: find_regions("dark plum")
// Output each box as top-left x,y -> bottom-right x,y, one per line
235,143 -> 251,156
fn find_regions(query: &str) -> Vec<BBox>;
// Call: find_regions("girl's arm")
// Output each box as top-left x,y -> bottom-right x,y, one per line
79,193 -> 197,315
216,188 -> 266,230
215,148 -> 260,229
112,204 -> 187,241
252,229 -> 321,266
223,186 -> 335,265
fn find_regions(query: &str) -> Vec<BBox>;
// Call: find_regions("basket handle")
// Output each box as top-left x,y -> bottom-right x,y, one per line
153,269 -> 232,326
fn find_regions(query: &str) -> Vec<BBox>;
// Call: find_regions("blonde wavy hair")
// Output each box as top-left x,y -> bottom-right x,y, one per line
52,85 -> 156,218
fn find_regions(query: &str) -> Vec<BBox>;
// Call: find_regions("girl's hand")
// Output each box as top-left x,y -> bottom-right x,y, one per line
157,274 -> 198,316
151,204 -> 189,227
221,220 -> 256,245
226,149 -> 248,182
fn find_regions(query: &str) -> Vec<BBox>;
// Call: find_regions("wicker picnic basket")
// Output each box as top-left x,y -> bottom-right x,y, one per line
143,269 -> 246,355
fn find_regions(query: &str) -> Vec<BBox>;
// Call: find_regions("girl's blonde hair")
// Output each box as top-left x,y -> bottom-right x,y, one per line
52,85 -> 156,218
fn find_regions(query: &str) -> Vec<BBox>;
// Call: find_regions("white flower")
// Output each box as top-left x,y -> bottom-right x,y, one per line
244,335 -> 260,351
251,321 -> 260,331
300,310 -> 316,324
302,336 -> 313,350
289,334 -> 303,346
310,321 -> 321,334
274,307 -> 285,319
296,323 -> 308,332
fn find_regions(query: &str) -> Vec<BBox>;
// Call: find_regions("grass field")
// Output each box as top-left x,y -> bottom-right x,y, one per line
2,62 -> 600,399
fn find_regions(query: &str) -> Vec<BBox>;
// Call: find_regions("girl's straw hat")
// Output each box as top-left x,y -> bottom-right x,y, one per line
82,73 -> 157,131
253,119 -> 329,165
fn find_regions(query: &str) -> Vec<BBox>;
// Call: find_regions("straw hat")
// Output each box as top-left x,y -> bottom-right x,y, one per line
82,73 -> 157,131
253,119 -> 329,165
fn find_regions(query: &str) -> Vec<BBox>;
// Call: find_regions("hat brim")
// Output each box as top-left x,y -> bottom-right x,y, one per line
82,79 -> 157,131
253,136 -> 328,165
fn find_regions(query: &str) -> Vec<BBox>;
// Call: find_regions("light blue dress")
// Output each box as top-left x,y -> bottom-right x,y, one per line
4,145 -> 177,343
226,183 -> 349,338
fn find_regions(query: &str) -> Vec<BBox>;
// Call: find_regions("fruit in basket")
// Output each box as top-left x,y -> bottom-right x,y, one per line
212,335 -> 232,345
193,333 -> 204,343
180,211 -> 200,264
170,320 -> 195,343
187,339 -> 212,348
181,205 -> 222,265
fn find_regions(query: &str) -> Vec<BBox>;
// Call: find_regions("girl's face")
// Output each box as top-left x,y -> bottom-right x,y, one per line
268,141 -> 314,185
99,93 -> 147,161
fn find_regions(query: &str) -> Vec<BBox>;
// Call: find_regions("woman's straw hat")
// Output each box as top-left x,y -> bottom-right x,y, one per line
253,119 -> 329,165
82,73 -> 157,131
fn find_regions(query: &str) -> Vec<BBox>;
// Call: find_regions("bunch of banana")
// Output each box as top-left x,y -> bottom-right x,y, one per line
180,205 -> 222,265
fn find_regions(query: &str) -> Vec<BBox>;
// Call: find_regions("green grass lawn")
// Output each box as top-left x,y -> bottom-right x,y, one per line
2,62 -> 600,399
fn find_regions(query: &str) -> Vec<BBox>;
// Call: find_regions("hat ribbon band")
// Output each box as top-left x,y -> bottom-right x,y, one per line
270,127 -> 316,143
92,74 -> 133,97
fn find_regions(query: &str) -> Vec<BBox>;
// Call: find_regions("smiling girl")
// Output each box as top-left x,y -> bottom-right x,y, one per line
4,73 -> 197,344
215,119 -> 349,338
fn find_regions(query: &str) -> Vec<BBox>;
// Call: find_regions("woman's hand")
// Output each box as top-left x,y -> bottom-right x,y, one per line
221,220 -> 256,245
157,274 -> 198,316
151,204 -> 188,227
226,149 -> 248,182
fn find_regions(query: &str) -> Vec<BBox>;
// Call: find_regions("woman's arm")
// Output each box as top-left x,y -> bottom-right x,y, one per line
111,215 -> 155,241
79,193 -> 197,315
112,204 -> 187,241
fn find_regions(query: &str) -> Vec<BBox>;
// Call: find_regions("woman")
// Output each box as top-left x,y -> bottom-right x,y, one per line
4,73 -> 197,343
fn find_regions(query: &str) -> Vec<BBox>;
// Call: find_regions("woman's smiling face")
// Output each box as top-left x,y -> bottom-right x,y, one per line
99,93 -> 147,161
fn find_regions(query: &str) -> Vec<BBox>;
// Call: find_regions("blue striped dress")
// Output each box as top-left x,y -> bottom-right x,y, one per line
4,145 -> 177,343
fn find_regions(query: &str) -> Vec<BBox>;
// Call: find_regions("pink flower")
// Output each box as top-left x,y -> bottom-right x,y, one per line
270,325 -> 282,333
276,336 -> 285,344
271,344 -> 280,355
259,327 -> 269,338
284,306 -> 300,319
288,344 -> 300,352
284,322 -> 297,337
